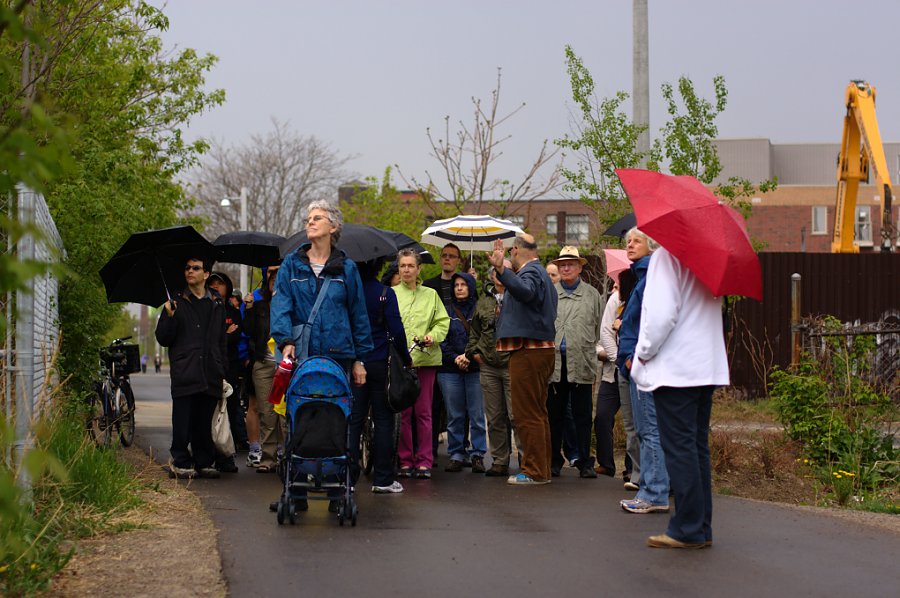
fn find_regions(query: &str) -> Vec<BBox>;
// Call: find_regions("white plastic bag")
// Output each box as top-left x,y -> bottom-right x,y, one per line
212,381 -> 235,456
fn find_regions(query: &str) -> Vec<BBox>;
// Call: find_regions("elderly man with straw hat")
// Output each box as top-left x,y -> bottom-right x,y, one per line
547,246 -> 605,479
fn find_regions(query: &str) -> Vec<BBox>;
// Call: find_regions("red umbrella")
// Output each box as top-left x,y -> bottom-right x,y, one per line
603,249 -> 630,283
615,168 -> 763,301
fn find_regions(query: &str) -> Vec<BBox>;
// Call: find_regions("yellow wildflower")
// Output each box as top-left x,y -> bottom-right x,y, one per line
30,563 -> 38,570
0,565 -> 7,573
835,474 -> 842,479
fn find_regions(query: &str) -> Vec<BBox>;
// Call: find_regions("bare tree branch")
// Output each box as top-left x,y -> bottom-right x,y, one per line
397,67 -> 560,220
185,118 -> 354,239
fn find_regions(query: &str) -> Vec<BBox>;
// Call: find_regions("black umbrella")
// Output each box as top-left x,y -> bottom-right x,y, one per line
280,224 -> 399,262
379,229 -> 435,264
100,225 -> 215,307
213,230 -> 286,267
603,212 -> 636,238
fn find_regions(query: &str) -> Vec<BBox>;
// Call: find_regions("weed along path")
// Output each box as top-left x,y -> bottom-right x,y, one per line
120,373 -> 900,598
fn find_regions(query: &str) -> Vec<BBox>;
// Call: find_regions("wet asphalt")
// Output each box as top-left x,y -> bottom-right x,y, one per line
130,373 -> 900,598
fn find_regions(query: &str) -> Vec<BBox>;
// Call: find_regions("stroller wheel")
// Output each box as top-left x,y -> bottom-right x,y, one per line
276,499 -> 285,525
287,500 -> 297,525
351,503 -> 358,527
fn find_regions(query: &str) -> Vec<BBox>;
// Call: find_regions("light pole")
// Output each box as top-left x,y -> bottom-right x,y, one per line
220,186 -> 248,294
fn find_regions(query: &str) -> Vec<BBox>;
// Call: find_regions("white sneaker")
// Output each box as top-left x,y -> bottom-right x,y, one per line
372,481 -> 404,494
246,450 -> 262,467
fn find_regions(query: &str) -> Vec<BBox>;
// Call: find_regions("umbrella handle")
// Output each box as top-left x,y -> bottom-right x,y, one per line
155,255 -> 172,303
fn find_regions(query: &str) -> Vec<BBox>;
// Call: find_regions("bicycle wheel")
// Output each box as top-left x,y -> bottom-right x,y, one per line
361,412 -> 374,477
117,381 -> 136,447
86,385 -> 112,447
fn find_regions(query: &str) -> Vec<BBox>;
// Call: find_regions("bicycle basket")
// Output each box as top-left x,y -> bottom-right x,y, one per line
100,343 -> 141,374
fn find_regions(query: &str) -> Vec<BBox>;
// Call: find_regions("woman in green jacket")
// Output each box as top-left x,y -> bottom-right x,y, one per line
394,248 -> 450,478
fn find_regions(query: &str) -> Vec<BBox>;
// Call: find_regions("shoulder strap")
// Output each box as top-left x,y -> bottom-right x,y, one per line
308,275 -> 332,326
452,305 -> 471,335
378,286 -> 390,339
297,275 -> 332,360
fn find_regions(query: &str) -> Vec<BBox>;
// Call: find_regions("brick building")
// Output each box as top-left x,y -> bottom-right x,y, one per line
713,138 -> 900,252
339,182 -> 602,248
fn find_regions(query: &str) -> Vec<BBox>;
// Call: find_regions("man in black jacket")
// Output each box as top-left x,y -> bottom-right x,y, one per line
156,256 -> 227,479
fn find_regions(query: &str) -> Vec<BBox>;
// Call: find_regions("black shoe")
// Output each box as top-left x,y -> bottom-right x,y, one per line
579,467 -> 598,479
269,501 -> 278,512
197,467 -> 220,479
551,465 -> 562,478
328,500 -> 340,513
296,499 -> 309,511
216,458 -> 239,474
445,459 -> 463,473
471,456 -> 485,474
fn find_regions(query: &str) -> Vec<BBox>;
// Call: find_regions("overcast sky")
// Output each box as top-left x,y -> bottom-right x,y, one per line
153,0 -> 900,191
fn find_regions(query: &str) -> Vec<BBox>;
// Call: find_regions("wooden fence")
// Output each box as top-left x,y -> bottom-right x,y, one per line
583,252 -> 900,398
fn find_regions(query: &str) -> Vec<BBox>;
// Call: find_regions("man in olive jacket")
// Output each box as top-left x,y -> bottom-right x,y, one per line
155,256 -> 227,479
548,246 -> 604,479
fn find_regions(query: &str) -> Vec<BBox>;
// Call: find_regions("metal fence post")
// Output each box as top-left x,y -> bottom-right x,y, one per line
790,273 -> 802,368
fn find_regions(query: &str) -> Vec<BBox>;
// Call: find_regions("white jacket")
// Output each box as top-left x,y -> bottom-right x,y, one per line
631,248 -> 729,392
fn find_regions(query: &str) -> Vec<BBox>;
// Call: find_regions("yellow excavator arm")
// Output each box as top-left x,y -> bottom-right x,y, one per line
832,80 -> 895,253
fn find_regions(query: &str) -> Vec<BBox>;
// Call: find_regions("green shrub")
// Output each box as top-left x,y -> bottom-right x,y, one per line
769,316 -> 898,509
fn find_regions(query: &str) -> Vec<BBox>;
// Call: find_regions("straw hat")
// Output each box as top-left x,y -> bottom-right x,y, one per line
551,245 -> 588,266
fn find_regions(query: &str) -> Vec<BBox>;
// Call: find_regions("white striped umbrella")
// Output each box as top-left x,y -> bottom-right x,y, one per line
421,215 -> 524,258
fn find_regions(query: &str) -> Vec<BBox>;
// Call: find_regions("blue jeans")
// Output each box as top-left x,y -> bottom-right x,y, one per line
630,381 -> 669,506
437,371 -> 487,461
654,386 -> 714,544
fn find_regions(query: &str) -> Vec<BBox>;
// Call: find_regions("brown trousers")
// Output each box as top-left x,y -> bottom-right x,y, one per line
508,347 -> 555,481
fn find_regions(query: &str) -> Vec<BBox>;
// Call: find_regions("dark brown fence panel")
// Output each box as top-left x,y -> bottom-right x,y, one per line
730,253 -> 900,397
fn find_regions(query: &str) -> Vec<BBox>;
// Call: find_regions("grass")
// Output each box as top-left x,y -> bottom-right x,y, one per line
1,403 -> 142,596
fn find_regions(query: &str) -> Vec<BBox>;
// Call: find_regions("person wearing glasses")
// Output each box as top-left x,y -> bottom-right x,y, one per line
269,201 -> 374,512
155,256 -> 228,480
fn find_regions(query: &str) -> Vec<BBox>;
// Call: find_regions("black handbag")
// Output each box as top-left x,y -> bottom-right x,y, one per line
386,340 -> 420,413
379,288 -> 420,413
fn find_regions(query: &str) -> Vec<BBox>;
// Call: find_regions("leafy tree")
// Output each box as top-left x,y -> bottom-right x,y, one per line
650,75 -> 777,219
1,1 -> 224,391
556,45 -> 647,230
340,166 -> 427,236
557,47 -> 777,237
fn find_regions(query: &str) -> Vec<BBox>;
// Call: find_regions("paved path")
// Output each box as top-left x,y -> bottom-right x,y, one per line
130,373 -> 900,598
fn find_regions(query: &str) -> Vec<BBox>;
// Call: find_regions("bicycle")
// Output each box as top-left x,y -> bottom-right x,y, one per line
86,336 -> 139,447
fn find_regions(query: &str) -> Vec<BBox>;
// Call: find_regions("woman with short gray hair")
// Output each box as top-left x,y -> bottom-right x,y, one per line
616,226 -> 670,515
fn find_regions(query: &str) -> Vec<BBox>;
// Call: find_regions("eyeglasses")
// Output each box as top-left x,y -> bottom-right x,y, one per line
306,215 -> 329,225
184,265 -> 203,272
440,253 -> 460,260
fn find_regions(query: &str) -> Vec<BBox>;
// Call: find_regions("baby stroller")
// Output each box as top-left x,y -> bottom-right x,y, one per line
276,356 -> 358,526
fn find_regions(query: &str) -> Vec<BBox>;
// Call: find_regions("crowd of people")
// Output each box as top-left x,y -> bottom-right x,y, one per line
155,202 -> 729,549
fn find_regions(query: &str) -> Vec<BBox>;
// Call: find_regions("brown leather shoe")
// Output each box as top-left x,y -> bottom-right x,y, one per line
471,456 -> 486,474
484,464 -> 509,477
647,534 -> 706,549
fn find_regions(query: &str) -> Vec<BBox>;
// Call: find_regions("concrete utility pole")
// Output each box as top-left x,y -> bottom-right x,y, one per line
633,0 -> 650,166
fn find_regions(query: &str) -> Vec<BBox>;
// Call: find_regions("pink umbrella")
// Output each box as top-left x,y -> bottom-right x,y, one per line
603,249 -> 630,283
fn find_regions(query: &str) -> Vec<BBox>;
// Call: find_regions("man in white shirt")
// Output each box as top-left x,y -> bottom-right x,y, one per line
631,247 -> 729,549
